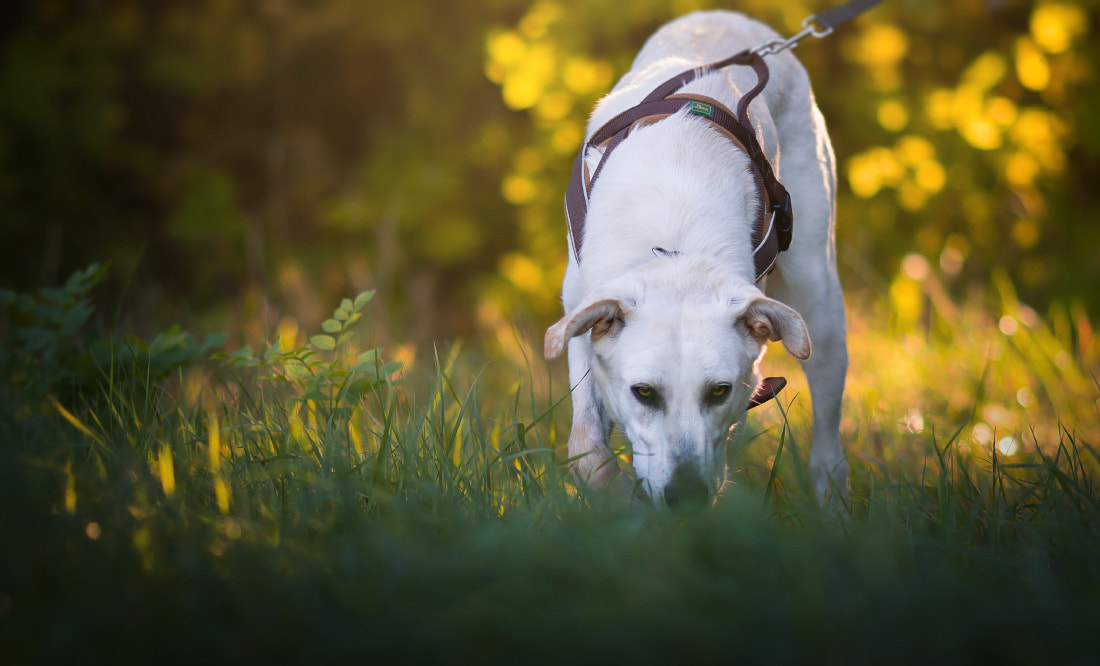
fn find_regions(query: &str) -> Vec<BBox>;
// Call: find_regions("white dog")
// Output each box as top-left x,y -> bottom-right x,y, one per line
544,11 -> 849,512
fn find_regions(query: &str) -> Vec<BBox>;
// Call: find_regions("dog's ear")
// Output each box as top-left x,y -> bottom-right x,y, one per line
544,295 -> 632,360
742,297 -> 812,360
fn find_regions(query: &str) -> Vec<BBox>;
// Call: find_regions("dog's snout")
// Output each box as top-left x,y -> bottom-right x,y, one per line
663,464 -> 709,514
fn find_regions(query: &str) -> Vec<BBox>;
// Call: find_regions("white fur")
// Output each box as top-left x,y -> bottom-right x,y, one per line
545,11 -> 849,510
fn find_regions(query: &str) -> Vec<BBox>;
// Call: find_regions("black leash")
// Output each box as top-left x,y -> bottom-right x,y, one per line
752,0 -> 883,56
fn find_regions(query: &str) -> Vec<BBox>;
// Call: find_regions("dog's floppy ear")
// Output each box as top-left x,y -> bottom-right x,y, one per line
544,293 -> 633,360
742,297 -> 812,360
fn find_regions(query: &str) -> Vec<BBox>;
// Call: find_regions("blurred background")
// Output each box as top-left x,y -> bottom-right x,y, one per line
1,0 -> 1097,359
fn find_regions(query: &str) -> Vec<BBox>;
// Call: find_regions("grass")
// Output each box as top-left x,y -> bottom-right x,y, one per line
1,277 -> 1099,664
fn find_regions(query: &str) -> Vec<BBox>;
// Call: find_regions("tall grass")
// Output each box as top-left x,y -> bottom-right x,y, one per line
1,273 -> 1099,664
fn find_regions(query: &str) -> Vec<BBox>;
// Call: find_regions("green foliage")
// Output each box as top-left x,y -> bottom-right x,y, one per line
0,263 -> 226,403
219,289 -> 401,407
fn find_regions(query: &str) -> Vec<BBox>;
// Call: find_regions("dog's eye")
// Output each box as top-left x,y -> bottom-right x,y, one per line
631,384 -> 661,407
707,383 -> 732,405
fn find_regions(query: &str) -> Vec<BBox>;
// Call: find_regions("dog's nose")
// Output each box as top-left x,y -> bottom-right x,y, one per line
663,464 -> 709,514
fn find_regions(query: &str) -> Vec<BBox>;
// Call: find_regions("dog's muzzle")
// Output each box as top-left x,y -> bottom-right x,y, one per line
662,463 -> 710,515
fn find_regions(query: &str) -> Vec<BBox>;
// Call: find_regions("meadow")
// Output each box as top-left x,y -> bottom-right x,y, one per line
2,266 -> 1098,665
3,2 -> 1099,663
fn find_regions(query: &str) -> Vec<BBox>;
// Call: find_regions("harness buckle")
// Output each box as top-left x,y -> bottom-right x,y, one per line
775,192 -> 793,252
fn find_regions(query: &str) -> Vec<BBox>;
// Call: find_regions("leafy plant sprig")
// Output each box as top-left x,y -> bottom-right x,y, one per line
218,290 -> 401,409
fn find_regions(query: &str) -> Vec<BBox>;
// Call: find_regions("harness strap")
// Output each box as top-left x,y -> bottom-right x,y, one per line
565,51 -> 792,281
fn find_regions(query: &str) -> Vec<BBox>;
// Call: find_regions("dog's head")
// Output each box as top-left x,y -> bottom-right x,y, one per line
545,259 -> 810,513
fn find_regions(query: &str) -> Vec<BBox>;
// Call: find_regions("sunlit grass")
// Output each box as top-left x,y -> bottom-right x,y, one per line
1,279 -> 1098,663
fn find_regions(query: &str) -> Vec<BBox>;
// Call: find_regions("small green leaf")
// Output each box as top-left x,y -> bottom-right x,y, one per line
197,333 -> 229,355
379,360 -> 403,378
310,335 -> 336,351
356,349 -> 380,365
218,344 -> 259,366
230,344 -> 254,359
353,290 -> 375,310
20,327 -> 56,353
343,377 -> 377,398
322,318 -> 342,333
302,389 -> 329,403
59,302 -> 94,336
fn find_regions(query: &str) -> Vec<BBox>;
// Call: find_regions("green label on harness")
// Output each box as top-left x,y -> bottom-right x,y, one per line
689,100 -> 715,118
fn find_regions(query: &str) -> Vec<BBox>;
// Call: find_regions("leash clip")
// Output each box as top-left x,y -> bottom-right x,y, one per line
751,15 -> 835,57
801,14 -> 836,39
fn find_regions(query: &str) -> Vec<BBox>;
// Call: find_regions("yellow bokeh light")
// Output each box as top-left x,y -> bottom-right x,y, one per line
960,116 -> 1002,151
552,122 -> 583,155
1010,109 -> 1066,172
519,1 -> 562,40
1030,3 -> 1088,54
925,88 -> 956,130
896,135 -> 934,166
158,442 -> 176,498
208,413 -> 230,515
847,160 -> 879,198
898,182 -> 928,211
501,253 -> 544,293
876,148 -> 905,186
502,174 -> 539,205
1005,152 -> 1040,187
502,78 -> 540,111
847,146 -> 905,198
962,51 -> 1007,91
208,413 -> 221,472
499,42 -> 557,111
915,161 -> 946,193
486,31 -> 525,69
889,273 -> 922,328
536,91 -> 572,121
952,84 -> 984,131
276,316 -> 298,352
513,148 -> 543,174
855,23 -> 909,66
987,97 -> 1018,128
1012,218 -> 1040,248
877,99 -> 909,132
563,58 -> 612,95
65,462 -> 76,513
1015,37 -> 1050,91
484,61 -> 506,85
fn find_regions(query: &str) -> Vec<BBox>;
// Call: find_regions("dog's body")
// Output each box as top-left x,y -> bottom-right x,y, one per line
544,11 -> 849,510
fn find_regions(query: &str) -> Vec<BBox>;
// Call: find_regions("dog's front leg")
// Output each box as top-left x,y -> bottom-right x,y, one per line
795,286 -> 851,508
769,267 -> 851,509
565,336 -> 621,489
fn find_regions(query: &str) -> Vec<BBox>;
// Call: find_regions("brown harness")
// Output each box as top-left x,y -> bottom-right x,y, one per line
564,51 -> 793,282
